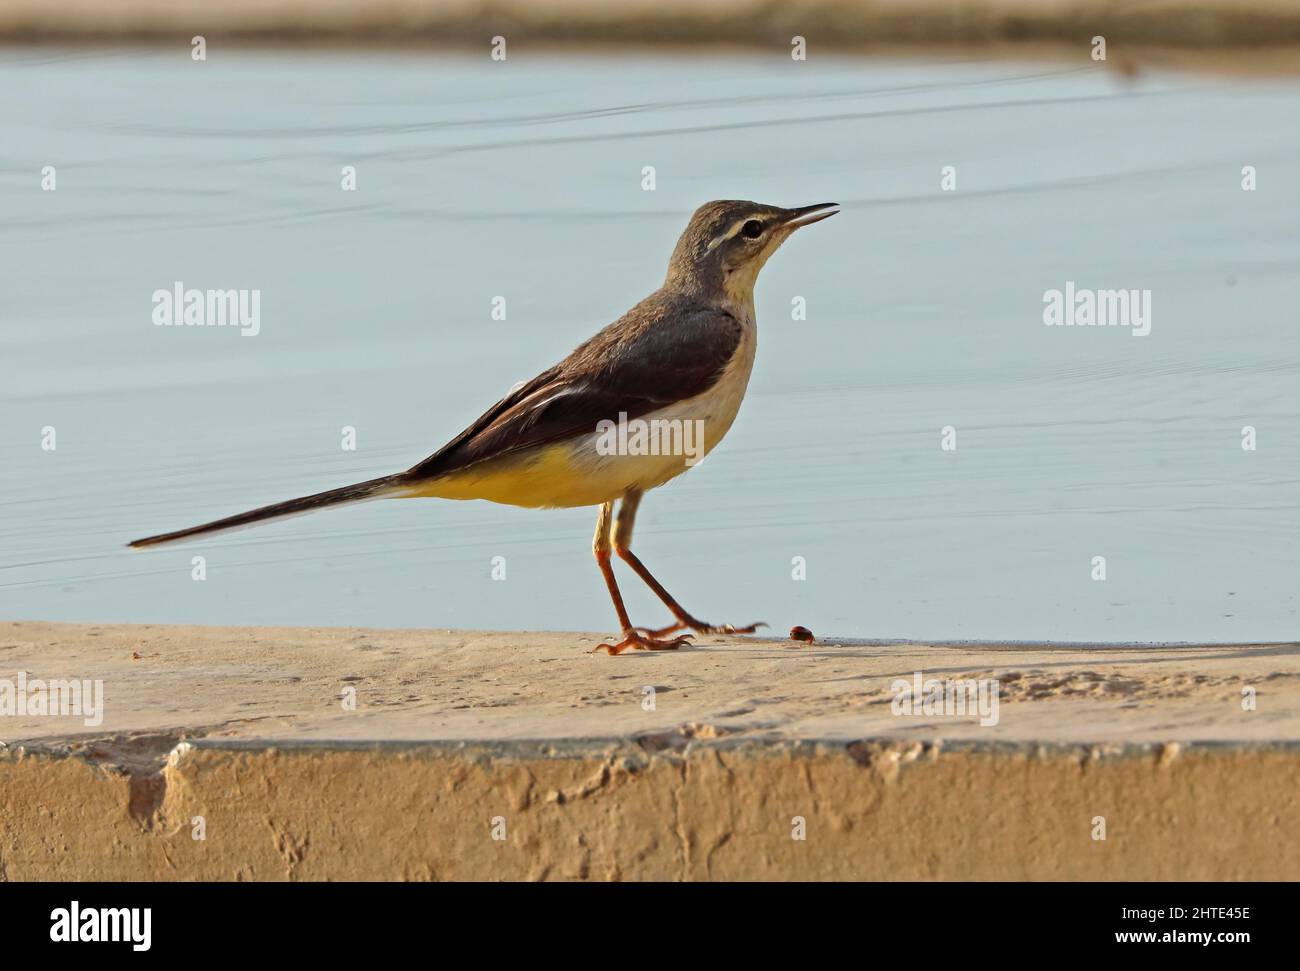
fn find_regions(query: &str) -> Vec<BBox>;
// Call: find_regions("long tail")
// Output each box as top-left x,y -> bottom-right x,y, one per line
127,473 -> 408,548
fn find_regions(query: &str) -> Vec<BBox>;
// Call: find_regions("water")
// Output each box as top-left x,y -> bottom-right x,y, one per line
3,47 -> 1299,642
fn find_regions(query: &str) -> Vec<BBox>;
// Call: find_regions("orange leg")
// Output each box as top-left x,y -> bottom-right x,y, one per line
590,500 -> 692,656
613,490 -> 766,639
617,547 -> 765,637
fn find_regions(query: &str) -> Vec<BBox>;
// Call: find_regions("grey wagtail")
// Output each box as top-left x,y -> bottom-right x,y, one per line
130,200 -> 838,654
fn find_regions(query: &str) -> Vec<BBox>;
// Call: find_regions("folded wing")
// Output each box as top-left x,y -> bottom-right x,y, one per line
401,298 -> 744,483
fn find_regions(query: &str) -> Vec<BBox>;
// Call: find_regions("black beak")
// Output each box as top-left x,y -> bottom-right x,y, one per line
782,202 -> 839,229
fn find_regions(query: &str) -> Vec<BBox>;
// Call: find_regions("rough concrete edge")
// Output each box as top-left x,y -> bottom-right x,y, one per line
4,733 -> 1293,837
7,732 -> 1300,766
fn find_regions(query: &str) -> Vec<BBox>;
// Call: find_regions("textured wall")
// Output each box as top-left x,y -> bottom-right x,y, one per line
3,739 -> 1297,880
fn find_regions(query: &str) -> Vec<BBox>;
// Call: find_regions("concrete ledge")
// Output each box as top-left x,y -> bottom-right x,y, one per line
2,622 -> 1298,880
3,737 -> 1299,880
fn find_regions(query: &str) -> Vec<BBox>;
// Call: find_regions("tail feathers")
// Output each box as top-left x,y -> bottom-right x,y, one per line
128,474 -> 407,549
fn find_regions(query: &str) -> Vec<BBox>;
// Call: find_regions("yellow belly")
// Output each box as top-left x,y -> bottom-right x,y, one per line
401,443 -> 642,508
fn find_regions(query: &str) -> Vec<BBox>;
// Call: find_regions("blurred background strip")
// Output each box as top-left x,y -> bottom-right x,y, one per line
5,0 -> 1300,56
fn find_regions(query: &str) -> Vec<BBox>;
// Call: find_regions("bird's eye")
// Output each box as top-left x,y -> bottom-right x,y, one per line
740,219 -> 764,239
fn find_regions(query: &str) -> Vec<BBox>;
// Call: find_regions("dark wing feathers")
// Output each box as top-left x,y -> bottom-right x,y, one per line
401,295 -> 743,482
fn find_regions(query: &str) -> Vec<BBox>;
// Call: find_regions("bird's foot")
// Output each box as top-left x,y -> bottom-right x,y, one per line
636,618 -> 767,638
591,629 -> 694,656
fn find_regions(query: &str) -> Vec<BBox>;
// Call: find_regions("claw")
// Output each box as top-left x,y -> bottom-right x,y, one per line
592,630 -> 694,655
636,619 -> 768,638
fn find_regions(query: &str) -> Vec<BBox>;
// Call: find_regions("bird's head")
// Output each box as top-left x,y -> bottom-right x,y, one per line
664,200 -> 838,305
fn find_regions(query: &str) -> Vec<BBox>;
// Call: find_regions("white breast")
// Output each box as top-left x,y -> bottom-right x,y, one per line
562,314 -> 758,496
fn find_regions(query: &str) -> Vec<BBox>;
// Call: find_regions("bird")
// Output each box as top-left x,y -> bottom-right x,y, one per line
129,200 -> 838,655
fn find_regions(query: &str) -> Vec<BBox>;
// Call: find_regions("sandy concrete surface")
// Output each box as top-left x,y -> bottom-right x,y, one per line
3,621 -> 1297,745
2,621 -> 1298,880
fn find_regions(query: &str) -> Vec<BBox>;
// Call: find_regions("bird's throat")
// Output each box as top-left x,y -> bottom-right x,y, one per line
721,270 -> 759,318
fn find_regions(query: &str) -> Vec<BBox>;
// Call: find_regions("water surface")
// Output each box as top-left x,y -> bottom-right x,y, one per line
2,48 -> 1299,641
